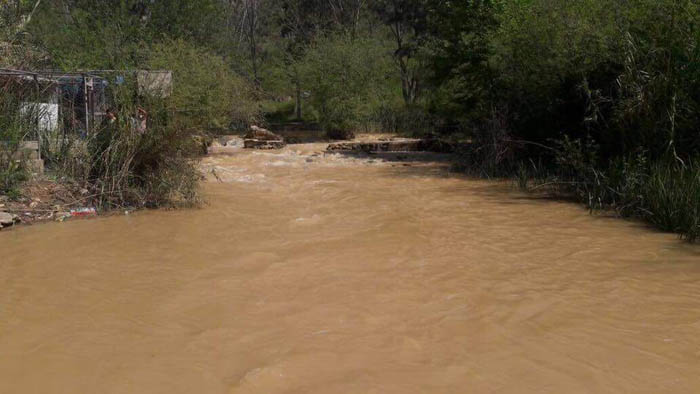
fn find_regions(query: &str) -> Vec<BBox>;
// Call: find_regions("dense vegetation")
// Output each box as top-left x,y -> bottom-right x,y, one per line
1,0 -> 700,239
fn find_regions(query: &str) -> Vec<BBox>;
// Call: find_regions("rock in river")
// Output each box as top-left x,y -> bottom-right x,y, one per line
243,125 -> 285,150
244,125 -> 283,141
0,212 -> 18,227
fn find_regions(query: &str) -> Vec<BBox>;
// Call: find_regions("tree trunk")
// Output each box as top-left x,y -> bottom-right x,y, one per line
295,82 -> 302,120
246,0 -> 261,87
398,56 -> 417,105
250,40 -> 259,87
391,19 -> 418,106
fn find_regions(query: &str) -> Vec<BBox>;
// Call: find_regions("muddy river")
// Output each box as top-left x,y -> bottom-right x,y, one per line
1,144 -> 699,393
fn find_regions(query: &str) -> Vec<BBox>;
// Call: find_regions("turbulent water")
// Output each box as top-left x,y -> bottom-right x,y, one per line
1,143 -> 700,393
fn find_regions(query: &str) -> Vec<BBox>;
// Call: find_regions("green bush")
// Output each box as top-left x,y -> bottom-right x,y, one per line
147,39 -> 261,133
301,34 -> 399,137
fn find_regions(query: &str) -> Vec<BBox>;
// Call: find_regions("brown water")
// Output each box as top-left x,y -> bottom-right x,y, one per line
1,143 -> 700,393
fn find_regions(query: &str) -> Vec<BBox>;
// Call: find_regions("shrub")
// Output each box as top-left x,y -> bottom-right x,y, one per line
147,39 -> 261,133
301,34 -> 399,137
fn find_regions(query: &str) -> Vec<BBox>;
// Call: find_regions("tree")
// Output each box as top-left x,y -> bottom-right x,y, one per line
301,34 -> 396,136
371,0 -> 427,105
1,0 -> 46,68
27,0 -> 226,69
147,39 -> 259,132
325,0 -> 368,37
423,0 -> 498,124
277,0 -> 321,119
222,0 -> 277,87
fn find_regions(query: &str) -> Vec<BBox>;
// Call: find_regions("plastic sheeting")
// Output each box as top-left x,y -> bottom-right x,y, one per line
137,71 -> 172,98
19,102 -> 59,131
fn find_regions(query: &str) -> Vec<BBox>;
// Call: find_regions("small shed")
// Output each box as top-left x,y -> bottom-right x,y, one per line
0,69 -> 108,137
0,68 -> 172,138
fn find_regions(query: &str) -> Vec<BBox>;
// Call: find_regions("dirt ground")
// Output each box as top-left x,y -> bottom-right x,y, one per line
0,177 -> 85,229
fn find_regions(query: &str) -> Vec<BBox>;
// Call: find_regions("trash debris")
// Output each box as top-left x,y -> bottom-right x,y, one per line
55,212 -> 71,222
70,207 -> 97,217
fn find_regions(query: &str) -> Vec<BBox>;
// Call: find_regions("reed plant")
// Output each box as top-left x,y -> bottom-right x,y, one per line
42,89 -> 202,210
0,89 -> 31,197
513,140 -> 700,242
623,160 -> 700,242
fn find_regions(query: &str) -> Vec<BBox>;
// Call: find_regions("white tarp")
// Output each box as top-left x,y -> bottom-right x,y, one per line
137,70 -> 172,98
20,102 -> 59,131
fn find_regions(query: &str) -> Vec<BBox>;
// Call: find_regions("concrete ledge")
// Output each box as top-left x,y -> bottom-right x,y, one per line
327,138 -> 461,153
20,141 -> 39,151
2,140 -> 44,174
244,139 -> 286,150
327,139 -> 423,153
13,150 -> 40,160
28,159 -> 44,175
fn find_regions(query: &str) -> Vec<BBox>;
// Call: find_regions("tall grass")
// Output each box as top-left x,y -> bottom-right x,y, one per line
374,104 -> 435,137
614,160 -> 700,242
0,87 -> 31,197
504,139 -> 700,242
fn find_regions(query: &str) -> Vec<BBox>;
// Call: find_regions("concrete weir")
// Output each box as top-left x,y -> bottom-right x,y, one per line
243,139 -> 286,150
1,141 -> 44,175
326,138 -> 424,153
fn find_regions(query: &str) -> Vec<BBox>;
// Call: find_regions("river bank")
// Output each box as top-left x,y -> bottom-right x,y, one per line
0,178 -> 83,229
0,174 -> 143,230
2,133 -> 696,244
